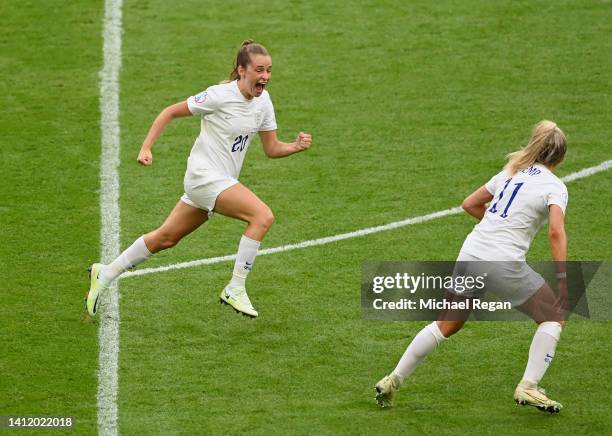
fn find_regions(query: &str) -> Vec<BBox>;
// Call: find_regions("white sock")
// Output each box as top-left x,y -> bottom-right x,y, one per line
228,235 -> 260,289
521,321 -> 562,385
392,322 -> 447,385
101,236 -> 152,282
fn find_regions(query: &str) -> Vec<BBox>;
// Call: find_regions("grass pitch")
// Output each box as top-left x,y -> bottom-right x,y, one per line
1,0 -> 611,434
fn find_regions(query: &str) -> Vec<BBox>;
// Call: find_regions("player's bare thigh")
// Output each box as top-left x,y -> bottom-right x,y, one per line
213,183 -> 274,240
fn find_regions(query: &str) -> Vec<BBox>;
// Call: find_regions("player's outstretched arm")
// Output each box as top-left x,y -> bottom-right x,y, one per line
259,130 -> 312,158
462,186 -> 494,220
137,101 -> 193,166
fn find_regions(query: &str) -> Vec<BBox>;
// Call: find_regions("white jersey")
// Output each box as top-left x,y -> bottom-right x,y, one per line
460,164 -> 568,261
185,80 -> 277,181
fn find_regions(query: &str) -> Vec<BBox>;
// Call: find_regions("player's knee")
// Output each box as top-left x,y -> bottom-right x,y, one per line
254,209 -> 275,232
264,210 -> 275,229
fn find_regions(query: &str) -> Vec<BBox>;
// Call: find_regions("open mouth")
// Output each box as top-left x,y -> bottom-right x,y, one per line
255,82 -> 266,93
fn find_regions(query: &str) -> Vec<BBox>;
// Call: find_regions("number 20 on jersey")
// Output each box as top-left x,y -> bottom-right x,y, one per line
231,135 -> 249,152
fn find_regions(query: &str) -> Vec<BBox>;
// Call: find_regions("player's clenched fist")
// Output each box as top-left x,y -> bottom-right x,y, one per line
137,148 -> 153,166
295,132 -> 312,151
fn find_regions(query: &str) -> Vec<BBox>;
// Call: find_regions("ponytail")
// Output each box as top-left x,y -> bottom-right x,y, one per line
504,120 -> 567,175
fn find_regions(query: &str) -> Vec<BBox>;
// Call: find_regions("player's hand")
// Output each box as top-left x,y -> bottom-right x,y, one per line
295,132 -> 312,151
137,148 -> 153,166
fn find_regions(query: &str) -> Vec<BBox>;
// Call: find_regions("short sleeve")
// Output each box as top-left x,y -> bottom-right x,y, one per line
258,93 -> 277,131
187,87 -> 219,116
484,170 -> 505,195
547,183 -> 568,214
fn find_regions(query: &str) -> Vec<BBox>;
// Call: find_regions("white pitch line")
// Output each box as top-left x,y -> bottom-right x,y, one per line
121,159 -> 612,279
97,0 -> 123,435
559,159 -> 612,182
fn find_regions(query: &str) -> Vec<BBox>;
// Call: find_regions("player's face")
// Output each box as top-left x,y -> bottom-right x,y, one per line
238,54 -> 272,99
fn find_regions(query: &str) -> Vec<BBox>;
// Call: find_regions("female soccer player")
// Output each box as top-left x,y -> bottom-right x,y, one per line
375,120 -> 568,413
86,40 -> 312,318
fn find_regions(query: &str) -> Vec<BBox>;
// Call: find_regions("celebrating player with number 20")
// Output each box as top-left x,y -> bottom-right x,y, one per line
86,40 -> 312,318
376,120 -> 569,413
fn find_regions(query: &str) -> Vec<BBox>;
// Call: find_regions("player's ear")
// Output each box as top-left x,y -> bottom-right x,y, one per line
237,64 -> 246,79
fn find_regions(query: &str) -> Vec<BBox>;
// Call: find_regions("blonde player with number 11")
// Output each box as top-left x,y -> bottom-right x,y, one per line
376,121 -> 569,413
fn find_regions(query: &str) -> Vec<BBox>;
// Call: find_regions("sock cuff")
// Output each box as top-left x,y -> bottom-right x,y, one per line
536,321 -> 562,341
138,235 -> 153,256
241,234 -> 261,248
426,322 -> 448,345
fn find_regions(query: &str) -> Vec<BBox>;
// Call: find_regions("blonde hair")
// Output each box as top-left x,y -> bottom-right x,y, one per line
504,120 -> 567,175
228,39 -> 269,81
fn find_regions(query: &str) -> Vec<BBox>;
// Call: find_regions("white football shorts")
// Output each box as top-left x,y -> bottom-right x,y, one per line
181,170 -> 238,214
450,251 -> 545,307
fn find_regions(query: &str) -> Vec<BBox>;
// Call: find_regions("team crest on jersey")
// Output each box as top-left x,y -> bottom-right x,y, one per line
194,91 -> 208,103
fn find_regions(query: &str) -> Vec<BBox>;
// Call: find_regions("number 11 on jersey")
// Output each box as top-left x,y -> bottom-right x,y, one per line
488,178 -> 525,218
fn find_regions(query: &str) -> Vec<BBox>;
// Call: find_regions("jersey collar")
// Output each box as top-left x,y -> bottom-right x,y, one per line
232,80 -> 255,103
